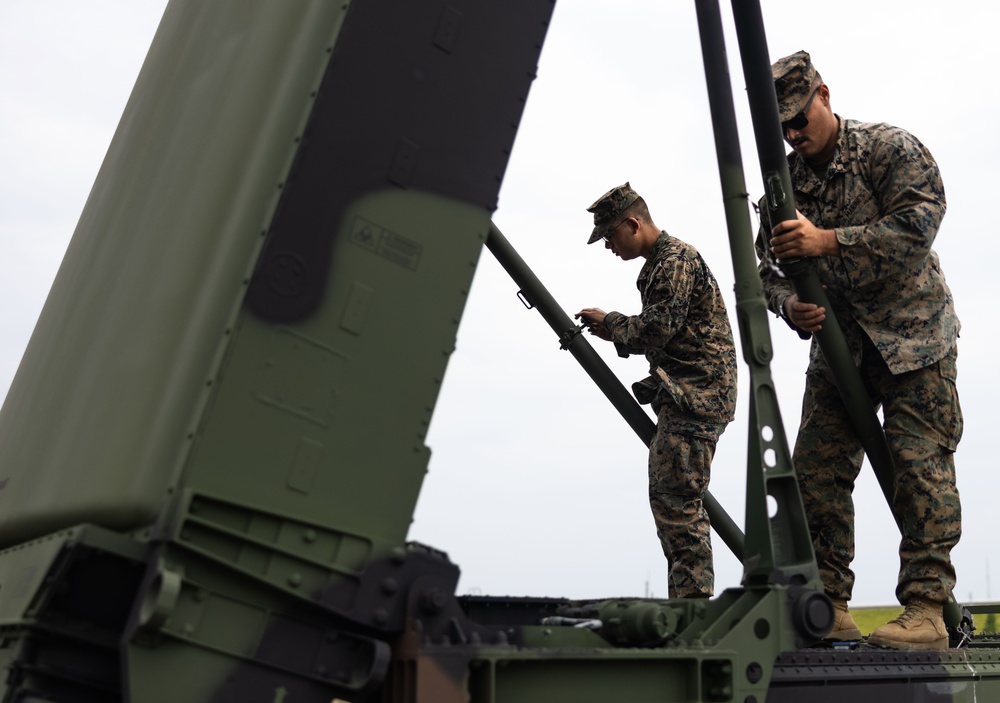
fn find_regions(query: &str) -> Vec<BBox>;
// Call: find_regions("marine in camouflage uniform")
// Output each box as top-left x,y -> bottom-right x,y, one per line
576,183 -> 737,598
756,51 -> 961,649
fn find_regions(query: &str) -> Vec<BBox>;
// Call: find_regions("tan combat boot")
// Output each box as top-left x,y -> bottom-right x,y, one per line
867,597 -> 949,650
825,598 -> 861,641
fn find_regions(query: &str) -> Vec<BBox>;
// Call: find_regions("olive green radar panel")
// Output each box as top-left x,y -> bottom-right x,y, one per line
0,0 -> 540,550
0,0 -> 553,699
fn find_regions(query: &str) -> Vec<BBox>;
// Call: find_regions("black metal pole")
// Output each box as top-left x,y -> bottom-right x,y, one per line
694,0 -> 818,589
486,224 -> 745,561
729,0 -> 898,523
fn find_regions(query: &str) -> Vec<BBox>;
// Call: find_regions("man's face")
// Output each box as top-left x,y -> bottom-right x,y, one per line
604,218 -> 639,260
782,84 -> 836,162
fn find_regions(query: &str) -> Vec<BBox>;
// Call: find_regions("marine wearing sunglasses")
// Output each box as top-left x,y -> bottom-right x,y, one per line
781,85 -> 820,133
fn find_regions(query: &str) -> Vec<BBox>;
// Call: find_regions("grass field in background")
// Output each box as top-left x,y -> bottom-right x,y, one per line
853,604 -> 1000,635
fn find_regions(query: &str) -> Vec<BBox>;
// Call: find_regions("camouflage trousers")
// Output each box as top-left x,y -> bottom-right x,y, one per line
649,406 -> 725,598
794,343 -> 963,605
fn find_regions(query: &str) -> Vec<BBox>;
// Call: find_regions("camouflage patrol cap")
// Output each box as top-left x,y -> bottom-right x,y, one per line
772,50 -> 822,123
587,182 -> 639,244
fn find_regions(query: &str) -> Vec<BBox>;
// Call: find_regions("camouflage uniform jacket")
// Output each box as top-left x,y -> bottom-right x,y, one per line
756,118 -> 959,374
604,231 -> 737,427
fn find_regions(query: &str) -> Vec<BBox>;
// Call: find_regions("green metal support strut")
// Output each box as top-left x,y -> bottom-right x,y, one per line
694,0 -> 819,591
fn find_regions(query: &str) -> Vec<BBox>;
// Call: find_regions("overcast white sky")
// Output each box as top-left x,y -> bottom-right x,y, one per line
2,1 -> 997,607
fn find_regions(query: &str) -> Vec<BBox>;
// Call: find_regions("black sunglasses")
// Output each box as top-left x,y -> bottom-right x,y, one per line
781,87 -> 819,132
602,218 -> 628,242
